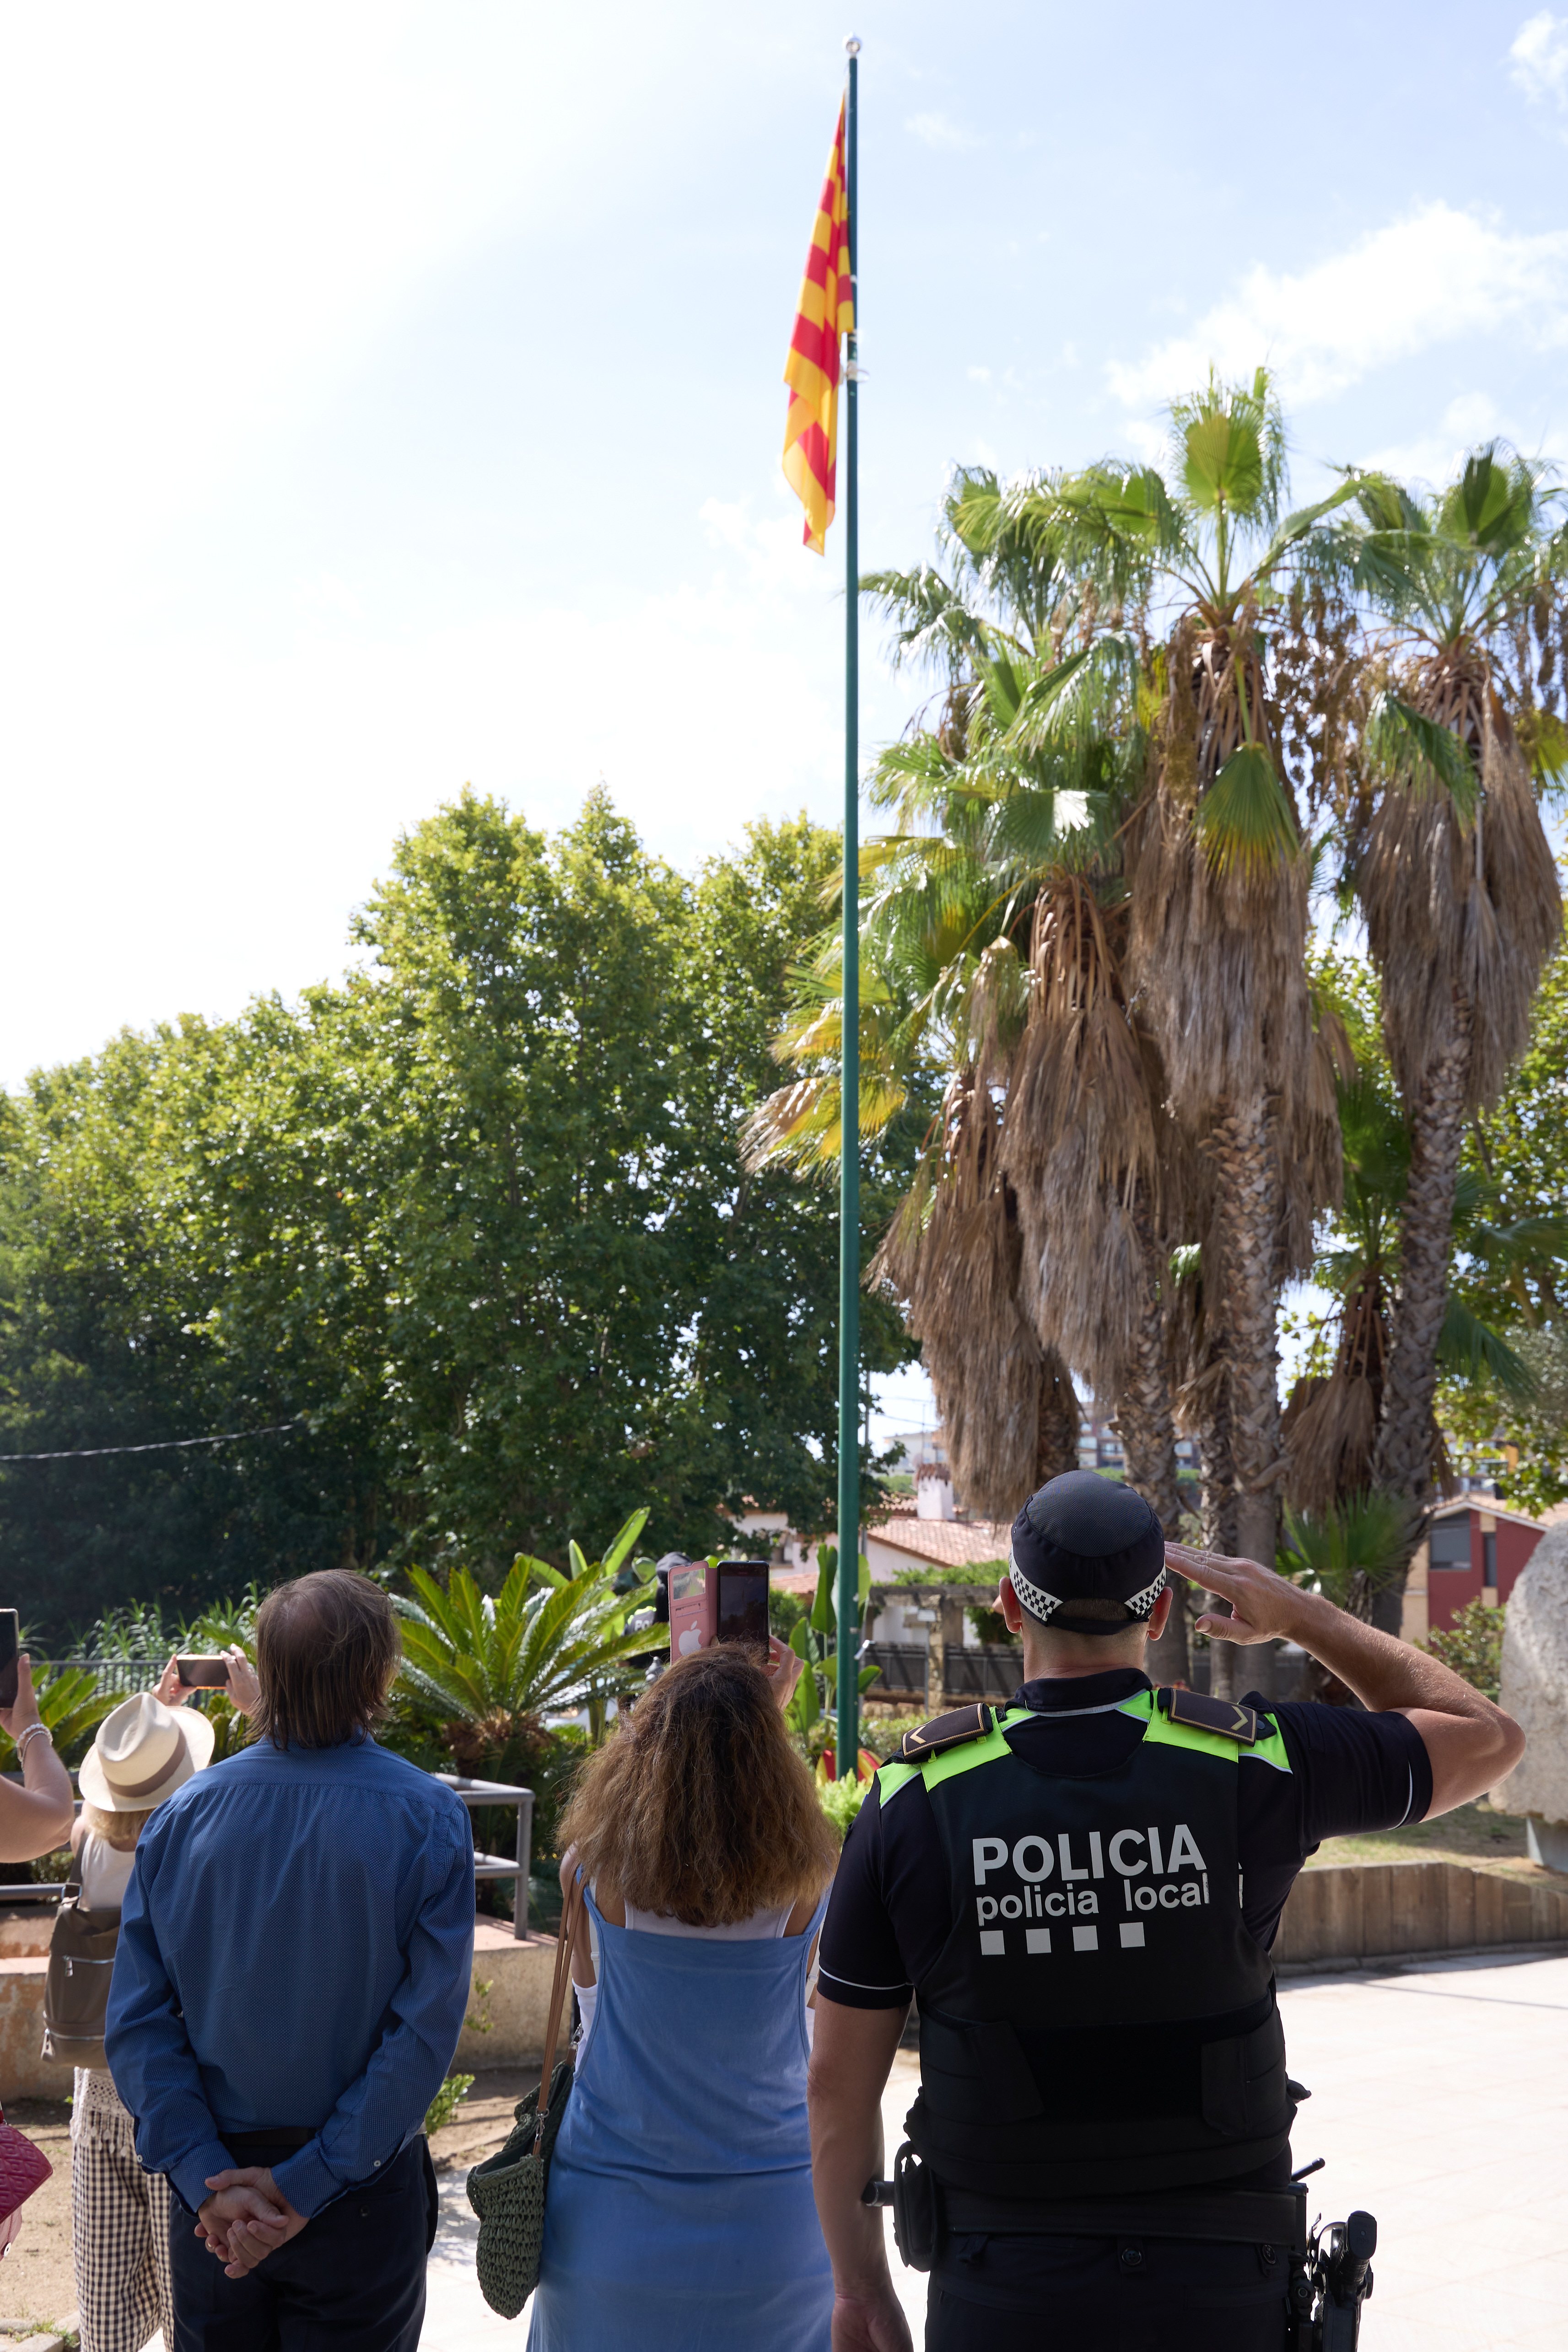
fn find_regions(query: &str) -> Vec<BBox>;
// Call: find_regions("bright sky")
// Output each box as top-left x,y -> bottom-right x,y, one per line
6,0 -> 1568,1440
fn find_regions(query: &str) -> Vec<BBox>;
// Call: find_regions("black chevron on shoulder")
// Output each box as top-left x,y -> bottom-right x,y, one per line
899,1703 -> 995,1763
1156,1686 -> 1261,1745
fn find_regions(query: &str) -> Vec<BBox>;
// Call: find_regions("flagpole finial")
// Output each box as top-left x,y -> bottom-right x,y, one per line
844,34 -> 862,53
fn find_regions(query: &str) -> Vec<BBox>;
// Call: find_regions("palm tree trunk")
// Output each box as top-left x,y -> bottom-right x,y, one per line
1117,1195 -> 1189,1685
1209,1097 -> 1285,1695
1369,998 -> 1472,1632
1034,1351 -> 1079,1485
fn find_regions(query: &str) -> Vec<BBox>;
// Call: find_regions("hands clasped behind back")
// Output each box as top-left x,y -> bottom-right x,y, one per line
198,2167 -> 308,2277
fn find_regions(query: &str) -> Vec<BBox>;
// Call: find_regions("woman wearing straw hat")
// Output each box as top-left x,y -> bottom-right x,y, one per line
66,1654 -> 255,2352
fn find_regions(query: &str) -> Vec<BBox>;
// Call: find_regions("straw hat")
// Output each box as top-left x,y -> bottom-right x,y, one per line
78,1692 -> 215,1811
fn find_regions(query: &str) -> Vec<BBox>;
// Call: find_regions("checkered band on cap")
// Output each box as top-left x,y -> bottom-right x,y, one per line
1008,1549 -> 1167,1628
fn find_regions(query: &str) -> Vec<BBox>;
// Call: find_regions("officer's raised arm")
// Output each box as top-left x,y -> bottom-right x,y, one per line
1167,1541 -> 1525,1813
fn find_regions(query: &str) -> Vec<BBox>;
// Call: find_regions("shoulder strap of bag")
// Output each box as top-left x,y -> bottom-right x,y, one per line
531,1873 -> 585,2157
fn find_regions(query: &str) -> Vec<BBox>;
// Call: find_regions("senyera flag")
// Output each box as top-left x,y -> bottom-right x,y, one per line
782,97 -> 853,554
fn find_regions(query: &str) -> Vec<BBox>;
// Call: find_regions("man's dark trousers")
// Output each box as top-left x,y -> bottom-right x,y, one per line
167,2136 -> 439,2352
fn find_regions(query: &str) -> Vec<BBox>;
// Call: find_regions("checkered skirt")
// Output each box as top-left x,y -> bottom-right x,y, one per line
71,2069 -> 172,2352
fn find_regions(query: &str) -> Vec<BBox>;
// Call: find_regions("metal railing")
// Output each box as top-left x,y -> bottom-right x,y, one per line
860,1642 -> 930,1698
943,1645 -> 1022,1702
39,1659 -> 166,1694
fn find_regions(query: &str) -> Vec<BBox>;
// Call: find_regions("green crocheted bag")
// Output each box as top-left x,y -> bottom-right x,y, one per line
466,1876 -> 583,2320
466,2055 -> 575,2318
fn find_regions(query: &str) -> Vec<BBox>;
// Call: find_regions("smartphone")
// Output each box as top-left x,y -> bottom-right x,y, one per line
0,1611 -> 17,1712
667,1564 -> 715,1661
176,1656 -> 231,1689
716,1563 -> 770,1659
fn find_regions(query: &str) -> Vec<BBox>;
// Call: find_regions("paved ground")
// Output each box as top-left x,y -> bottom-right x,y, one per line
421,1946 -> 1568,2349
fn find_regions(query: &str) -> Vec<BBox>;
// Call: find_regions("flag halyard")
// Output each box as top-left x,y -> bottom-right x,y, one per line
782,97 -> 854,554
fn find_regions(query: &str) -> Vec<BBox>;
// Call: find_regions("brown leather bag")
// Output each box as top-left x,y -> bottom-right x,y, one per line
42,1885 -> 121,2071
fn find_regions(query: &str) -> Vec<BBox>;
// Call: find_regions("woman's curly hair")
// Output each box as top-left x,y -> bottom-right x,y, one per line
559,1647 -> 839,1927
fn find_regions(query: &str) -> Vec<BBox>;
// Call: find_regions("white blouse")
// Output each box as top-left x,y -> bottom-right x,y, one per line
77,1830 -> 135,1912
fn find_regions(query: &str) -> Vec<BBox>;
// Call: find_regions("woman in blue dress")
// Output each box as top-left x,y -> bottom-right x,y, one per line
527,1641 -> 841,2352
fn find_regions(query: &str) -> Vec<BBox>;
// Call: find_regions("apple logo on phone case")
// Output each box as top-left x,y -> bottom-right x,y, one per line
678,1626 -> 703,1657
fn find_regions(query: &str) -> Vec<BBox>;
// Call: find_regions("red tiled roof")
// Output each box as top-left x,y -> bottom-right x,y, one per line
866,1517 -> 1010,1572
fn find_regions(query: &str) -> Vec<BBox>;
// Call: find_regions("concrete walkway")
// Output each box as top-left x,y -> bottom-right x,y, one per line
421,1948 -> 1568,2348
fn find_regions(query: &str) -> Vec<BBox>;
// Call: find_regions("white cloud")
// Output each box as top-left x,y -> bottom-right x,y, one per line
1108,202 -> 1568,411
1510,11 -> 1568,104
967,366 -> 991,383
1360,393 -> 1508,489
905,111 -> 978,151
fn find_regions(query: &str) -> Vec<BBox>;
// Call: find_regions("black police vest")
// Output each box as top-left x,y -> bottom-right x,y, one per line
878,1690 -> 1296,2201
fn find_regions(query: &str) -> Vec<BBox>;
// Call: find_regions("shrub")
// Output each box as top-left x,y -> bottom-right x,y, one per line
1422,1597 -> 1506,1704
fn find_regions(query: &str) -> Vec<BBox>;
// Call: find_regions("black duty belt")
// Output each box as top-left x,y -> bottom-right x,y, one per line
942,2184 -> 1308,2254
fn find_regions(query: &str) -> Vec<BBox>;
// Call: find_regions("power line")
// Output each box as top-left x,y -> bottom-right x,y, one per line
0,1420 -> 303,1464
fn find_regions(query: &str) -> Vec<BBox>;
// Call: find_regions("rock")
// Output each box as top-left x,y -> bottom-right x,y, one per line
1493,1521 -> 1568,1825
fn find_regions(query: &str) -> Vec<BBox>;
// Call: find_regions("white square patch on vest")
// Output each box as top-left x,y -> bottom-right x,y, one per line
1120,1922 -> 1146,1948
1072,1924 -> 1099,1952
980,1929 -> 1006,1956
1025,1928 -> 1051,1954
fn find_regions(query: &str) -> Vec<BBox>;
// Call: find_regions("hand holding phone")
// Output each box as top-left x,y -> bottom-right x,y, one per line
176,1656 -> 232,1690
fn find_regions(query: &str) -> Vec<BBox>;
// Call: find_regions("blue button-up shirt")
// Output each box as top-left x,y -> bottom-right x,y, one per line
104,1733 -> 474,2218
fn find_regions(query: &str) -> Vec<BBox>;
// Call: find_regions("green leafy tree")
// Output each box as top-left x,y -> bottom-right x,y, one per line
0,795 -> 917,1633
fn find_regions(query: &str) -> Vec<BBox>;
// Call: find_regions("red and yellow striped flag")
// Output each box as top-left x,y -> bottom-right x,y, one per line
782,97 -> 854,554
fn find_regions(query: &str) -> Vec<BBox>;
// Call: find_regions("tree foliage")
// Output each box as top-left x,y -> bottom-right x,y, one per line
0,796 -> 921,1638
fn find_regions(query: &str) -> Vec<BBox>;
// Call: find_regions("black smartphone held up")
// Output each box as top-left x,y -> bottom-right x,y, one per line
176,1656 -> 231,1689
716,1562 -> 771,1659
0,1610 -> 17,1712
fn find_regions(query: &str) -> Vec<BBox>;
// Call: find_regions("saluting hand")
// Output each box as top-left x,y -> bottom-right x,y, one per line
1164,1544 -> 1301,1646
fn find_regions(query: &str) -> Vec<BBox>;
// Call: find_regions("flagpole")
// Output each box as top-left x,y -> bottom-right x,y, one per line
835,35 -> 861,1782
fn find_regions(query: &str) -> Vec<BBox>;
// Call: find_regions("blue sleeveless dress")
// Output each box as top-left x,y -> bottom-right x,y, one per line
525,1886 -> 835,2352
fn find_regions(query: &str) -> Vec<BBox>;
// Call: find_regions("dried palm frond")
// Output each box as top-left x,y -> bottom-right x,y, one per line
873,1069 -> 1071,1520
1359,656 -> 1562,1109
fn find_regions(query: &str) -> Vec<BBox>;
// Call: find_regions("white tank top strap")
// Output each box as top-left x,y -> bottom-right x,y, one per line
621,1900 -> 794,1939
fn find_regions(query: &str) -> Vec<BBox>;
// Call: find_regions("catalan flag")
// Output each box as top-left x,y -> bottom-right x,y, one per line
782,97 -> 854,554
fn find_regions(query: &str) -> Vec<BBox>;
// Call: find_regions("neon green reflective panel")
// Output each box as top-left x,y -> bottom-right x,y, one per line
876,1709 -> 1032,1809
1241,1717 -> 1292,1775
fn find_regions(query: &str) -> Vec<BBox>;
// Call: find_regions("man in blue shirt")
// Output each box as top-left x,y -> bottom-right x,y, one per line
106,1569 -> 475,2351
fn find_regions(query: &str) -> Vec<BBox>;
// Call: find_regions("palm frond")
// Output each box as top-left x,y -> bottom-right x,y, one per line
1193,745 -> 1301,878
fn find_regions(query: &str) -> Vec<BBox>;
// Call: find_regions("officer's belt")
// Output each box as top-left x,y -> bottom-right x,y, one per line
940,2183 -> 1307,2252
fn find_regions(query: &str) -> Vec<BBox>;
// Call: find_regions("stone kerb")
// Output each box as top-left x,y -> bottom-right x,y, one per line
1492,1519 -> 1568,1835
1274,1860 -> 1568,1968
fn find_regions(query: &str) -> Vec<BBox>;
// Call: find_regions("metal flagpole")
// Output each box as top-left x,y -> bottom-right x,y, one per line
835,35 -> 861,1782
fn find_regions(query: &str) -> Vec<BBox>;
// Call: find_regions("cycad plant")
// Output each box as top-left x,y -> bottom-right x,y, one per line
391,1508 -> 658,1766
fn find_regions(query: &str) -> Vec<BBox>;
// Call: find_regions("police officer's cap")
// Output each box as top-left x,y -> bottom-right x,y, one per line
1008,1471 -> 1167,1637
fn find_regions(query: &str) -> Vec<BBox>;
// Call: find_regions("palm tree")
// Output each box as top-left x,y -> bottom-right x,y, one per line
1010,369 -> 1356,1607
748,471 -> 1184,1536
1332,450 -> 1564,1620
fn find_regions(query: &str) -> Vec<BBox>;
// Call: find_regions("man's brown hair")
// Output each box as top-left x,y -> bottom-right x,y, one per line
559,1647 -> 839,1928
253,1570 -> 401,1749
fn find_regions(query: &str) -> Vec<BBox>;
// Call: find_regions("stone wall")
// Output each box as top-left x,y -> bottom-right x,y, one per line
0,1915 -> 565,2099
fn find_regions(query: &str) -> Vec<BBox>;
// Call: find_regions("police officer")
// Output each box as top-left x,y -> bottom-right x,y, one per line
808,1471 -> 1525,2352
